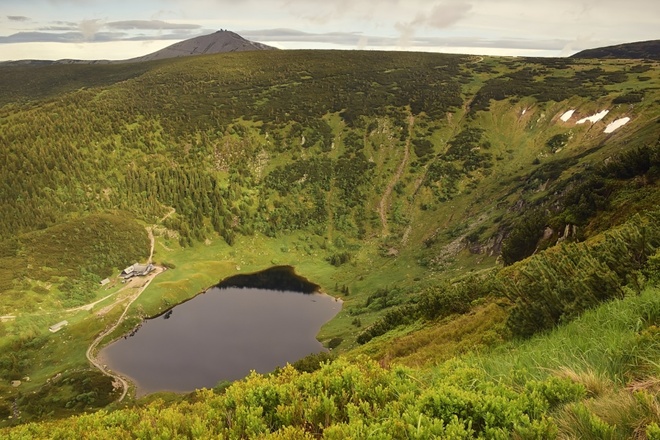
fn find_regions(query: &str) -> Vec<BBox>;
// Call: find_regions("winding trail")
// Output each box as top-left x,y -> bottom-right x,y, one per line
378,112 -> 414,236
3,210 -> 174,400
66,292 -> 119,313
85,266 -> 163,402
85,211 -> 170,402
3,278 -> 133,319
147,227 -> 155,264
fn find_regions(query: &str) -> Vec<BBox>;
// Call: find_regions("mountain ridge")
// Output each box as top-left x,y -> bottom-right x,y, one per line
0,30 -> 275,66
571,39 -> 660,60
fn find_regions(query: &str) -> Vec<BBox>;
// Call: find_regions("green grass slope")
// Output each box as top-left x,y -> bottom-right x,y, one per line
0,49 -> 658,430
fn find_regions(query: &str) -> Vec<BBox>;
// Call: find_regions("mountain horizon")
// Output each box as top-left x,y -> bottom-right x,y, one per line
1,35 -> 659,66
0,30 -> 276,66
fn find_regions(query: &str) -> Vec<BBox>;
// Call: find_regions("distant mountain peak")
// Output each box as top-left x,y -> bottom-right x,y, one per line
126,30 -> 277,63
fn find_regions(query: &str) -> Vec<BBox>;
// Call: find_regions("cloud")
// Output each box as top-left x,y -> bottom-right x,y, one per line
280,0 -> 353,24
106,20 -> 201,30
123,30 -> 208,42
241,28 -> 567,52
425,1 -> 473,29
0,29 -> 207,44
0,31 -> 86,44
394,22 -> 415,48
0,17 -> 205,45
241,28 -> 365,46
396,1 -> 472,47
37,21 -> 79,31
7,16 -> 31,22
38,25 -> 80,31
279,0 -> 400,26
79,19 -> 103,41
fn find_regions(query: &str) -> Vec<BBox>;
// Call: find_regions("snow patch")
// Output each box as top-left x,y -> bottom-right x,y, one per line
604,117 -> 630,134
576,110 -> 609,124
559,109 -> 574,122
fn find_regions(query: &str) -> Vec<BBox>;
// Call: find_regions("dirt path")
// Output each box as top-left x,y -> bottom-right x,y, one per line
146,206 -> 175,262
85,211 -> 172,402
64,282 -> 137,313
378,113 -> 414,236
160,207 -> 176,223
86,266 -> 163,402
147,227 -> 155,264
66,293 -> 116,313
2,289 -> 126,319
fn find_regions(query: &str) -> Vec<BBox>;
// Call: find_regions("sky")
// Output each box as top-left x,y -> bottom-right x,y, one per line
0,0 -> 658,61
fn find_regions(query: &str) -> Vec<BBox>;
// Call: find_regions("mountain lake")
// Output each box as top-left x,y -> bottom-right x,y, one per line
98,267 -> 341,396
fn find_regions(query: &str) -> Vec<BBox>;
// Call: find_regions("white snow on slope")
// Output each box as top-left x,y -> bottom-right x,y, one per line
604,117 -> 630,133
560,109 -> 574,122
576,110 -> 609,124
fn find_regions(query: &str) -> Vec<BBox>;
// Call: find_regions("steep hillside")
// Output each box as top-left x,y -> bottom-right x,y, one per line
0,50 -> 658,432
571,39 -> 660,60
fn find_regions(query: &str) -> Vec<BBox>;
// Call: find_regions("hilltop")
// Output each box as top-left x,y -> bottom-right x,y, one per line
125,30 -> 277,62
0,48 -> 658,436
571,39 -> 660,60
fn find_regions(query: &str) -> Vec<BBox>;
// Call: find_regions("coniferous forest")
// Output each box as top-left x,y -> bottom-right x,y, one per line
0,48 -> 659,438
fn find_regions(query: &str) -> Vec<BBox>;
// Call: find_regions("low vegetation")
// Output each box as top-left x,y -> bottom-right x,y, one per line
4,286 -> 659,438
0,47 -> 658,436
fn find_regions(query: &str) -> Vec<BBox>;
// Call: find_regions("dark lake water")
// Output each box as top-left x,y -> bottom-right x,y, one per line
99,286 -> 341,396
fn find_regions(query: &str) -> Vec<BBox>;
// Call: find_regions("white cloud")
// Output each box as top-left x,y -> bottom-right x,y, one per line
106,20 -> 201,30
7,16 -> 31,22
79,18 -> 103,41
396,1 -> 473,47
0,0 -> 658,60
425,1 -> 473,29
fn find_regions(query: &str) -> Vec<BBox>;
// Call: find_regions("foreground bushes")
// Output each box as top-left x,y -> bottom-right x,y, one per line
2,357 -> 584,439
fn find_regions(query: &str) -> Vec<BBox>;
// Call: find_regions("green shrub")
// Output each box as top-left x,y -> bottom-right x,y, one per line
647,422 -> 660,440
291,352 -> 335,373
612,90 -> 645,104
546,132 -> 571,152
1,357 -> 587,438
501,209 -> 548,265
327,252 -> 351,267
498,212 -> 660,336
